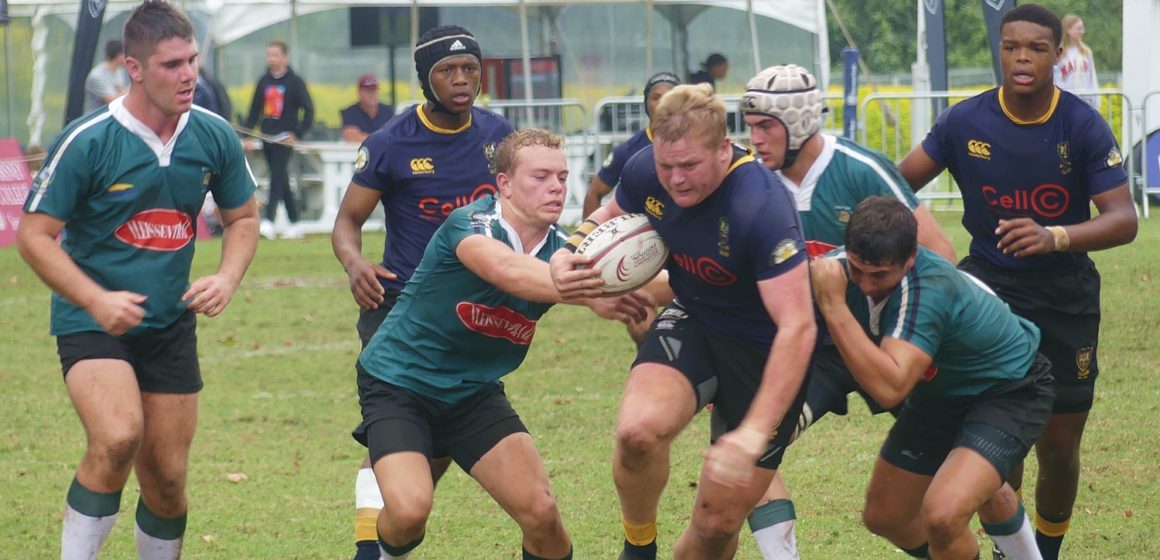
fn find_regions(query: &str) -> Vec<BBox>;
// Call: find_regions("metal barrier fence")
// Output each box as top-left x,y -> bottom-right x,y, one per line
859,89 -> 1134,209
1137,90 -> 1160,218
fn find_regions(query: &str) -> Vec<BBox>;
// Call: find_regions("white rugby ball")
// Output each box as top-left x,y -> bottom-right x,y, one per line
574,214 -> 669,296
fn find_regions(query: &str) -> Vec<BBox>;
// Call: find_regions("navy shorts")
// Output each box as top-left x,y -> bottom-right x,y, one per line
56,311 -> 201,394
634,303 -> 810,470
352,364 -> 527,473
959,256 -> 1100,414
880,354 -> 1054,479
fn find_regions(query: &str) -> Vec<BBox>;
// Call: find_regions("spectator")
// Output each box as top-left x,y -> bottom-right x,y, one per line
340,75 -> 395,143
688,53 -> 728,91
194,66 -> 233,121
244,40 -> 314,240
1054,14 -> 1099,108
83,39 -> 129,114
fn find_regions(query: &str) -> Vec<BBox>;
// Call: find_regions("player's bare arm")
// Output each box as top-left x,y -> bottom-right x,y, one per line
810,258 -> 931,408
897,145 -> 945,193
705,260 -> 815,489
332,182 -> 397,309
996,183 -> 1138,257
914,205 -> 957,262
17,212 -> 146,336
582,175 -> 613,218
459,234 -> 603,303
185,195 -> 260,317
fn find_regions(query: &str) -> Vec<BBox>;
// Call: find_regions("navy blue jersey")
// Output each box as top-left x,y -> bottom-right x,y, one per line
340,102 -> 394,135
597,128 -> 653,187
921,88 -> 1126,271
616,144 -> 807,347
351,105 -> 514,290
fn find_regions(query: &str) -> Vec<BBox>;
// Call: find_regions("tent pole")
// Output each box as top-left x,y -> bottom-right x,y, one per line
290,0 -> 299,68
4,23 -> 12,137
410,0 -> 418,105
645,0 -> 654,76
747,0 -> 760,74
519,0 -> 533,125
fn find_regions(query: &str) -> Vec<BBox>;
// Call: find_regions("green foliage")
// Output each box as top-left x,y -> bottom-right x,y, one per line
1,216 -> 1158,558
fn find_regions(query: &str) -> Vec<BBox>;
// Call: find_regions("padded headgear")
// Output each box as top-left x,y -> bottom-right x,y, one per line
741,64 -> 825,153
414,25 -> 482,112
643,72 -> 681,117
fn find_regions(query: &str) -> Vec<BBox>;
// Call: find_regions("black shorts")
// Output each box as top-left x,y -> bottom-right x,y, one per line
880,354 -> 1054,479
634,303 -> 809,470
56,311 -> 201,394
800,343 -> 891,430
351,364 -> 528,473
355,288 -> 402,349
959,256 -> 1100,414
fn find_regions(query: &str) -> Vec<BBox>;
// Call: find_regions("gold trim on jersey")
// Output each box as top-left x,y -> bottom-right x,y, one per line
645,126 -> 654,142
998,86 -> 1060,126
725,144 -> 757,176
417,104 -> 473,134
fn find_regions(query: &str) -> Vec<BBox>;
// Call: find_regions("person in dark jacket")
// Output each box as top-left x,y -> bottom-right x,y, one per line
245,40 -> 314,239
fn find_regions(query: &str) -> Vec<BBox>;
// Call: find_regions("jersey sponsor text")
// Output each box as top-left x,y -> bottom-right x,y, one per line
114,209 -> 194,251
456,302 -> 537,345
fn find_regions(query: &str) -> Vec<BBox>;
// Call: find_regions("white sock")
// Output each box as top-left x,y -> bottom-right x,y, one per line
135,523 -> 183,560
356,467 -> 385,509
749,499 -> 800,560
378,543 -> 411,560
987,509 -> 1042,560
61,505 -> 118,560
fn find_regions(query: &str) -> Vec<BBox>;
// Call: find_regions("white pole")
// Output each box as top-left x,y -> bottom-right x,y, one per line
747,0 -> 760,75
646,0 -> 654,76
410,0 -> 419,105
519,0 -> 534,125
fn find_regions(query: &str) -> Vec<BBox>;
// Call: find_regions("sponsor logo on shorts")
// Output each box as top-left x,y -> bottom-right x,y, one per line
1075,346 -> 1093,380
645,196 -> 664,219
967,139 -> 991,160
114,209 -> 194,251
456,302 -> 537,345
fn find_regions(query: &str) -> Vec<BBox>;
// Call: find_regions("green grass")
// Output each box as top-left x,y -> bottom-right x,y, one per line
1,212 -> 1158,558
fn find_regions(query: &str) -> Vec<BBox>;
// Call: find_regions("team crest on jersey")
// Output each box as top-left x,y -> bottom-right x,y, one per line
201,167 -> 212,186
1057,142 -> 1072,175
967,139 -> 991,160
456,302 -> 537,345
602,152 -> 614,168
835,206 -> 852,224
644,196 -> 664,219
771,238 -> 802,265
114,209 -> 194,251
1105,148 -> 1123,169
483,142 -> 498,175
354,146 -> 369,174
1075,346 -> 1093,380
717,218 -> 731,257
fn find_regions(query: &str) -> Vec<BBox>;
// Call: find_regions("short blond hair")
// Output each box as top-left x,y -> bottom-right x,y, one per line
649,83 -> 726,150
495,129 -> 565,175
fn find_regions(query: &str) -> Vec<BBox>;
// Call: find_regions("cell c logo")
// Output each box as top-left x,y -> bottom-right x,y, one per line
1030,184 -> 1070,218
695,257 -> 736,286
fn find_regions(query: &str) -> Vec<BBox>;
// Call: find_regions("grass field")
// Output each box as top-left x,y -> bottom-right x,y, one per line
2,211 -> 1158,559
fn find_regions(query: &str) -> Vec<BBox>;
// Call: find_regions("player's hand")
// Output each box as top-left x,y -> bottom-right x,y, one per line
88,291 -> 147,336
184,274 -> 238,317
702,424 -> 769,489
549,249 -> 603,302
996,218 -> 1055,258
588,290 -> 653,324
809,257 -> 847,310
346,257 -> 396,309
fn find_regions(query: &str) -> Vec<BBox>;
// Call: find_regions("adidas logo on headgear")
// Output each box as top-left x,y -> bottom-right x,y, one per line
450,40 -> 465,51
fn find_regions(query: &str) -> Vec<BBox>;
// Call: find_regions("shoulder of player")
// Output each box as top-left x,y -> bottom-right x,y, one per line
470,107 -> 515,136
187,105 -> 235,134
46,111 -> 119,161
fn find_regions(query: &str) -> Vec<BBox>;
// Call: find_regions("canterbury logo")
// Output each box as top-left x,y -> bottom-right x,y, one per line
967,140 -> 991,160
410,157 -> 435,174
644,196 -> 664,219
450,40 -> 466,51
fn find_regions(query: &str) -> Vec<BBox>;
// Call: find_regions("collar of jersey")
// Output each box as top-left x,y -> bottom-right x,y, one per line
777,133 -> 836,212
645,126 -> 654,143
418,104 -> 472,134
108,97 -> 191,167
494,198 -> 554,256
725,144 -> 757,177
997,86 -> 1060,126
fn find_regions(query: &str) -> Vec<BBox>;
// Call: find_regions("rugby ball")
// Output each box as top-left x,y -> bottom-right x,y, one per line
574,214 -> 669,296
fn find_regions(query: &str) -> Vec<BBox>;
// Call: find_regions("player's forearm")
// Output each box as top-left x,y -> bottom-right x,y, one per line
332,216 -> 367,272
1057,202 -> 1137,252
486,254 -> 565,303
16,230 -> 107,310
216,213 -> 259,287
821,304 -> 911,408
744,318 -> 815,434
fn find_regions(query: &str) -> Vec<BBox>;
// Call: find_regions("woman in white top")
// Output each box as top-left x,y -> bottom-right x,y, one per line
1054,13 -> 1100,109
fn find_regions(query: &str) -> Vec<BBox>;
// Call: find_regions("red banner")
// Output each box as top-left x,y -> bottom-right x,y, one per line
0,138 -> 33,247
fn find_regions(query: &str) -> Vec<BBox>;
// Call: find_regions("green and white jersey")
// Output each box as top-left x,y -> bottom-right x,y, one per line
359,195 -> 568,404
24,99 -> 255,335
843,247 -> 1041,398
779,134 -> 919,257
